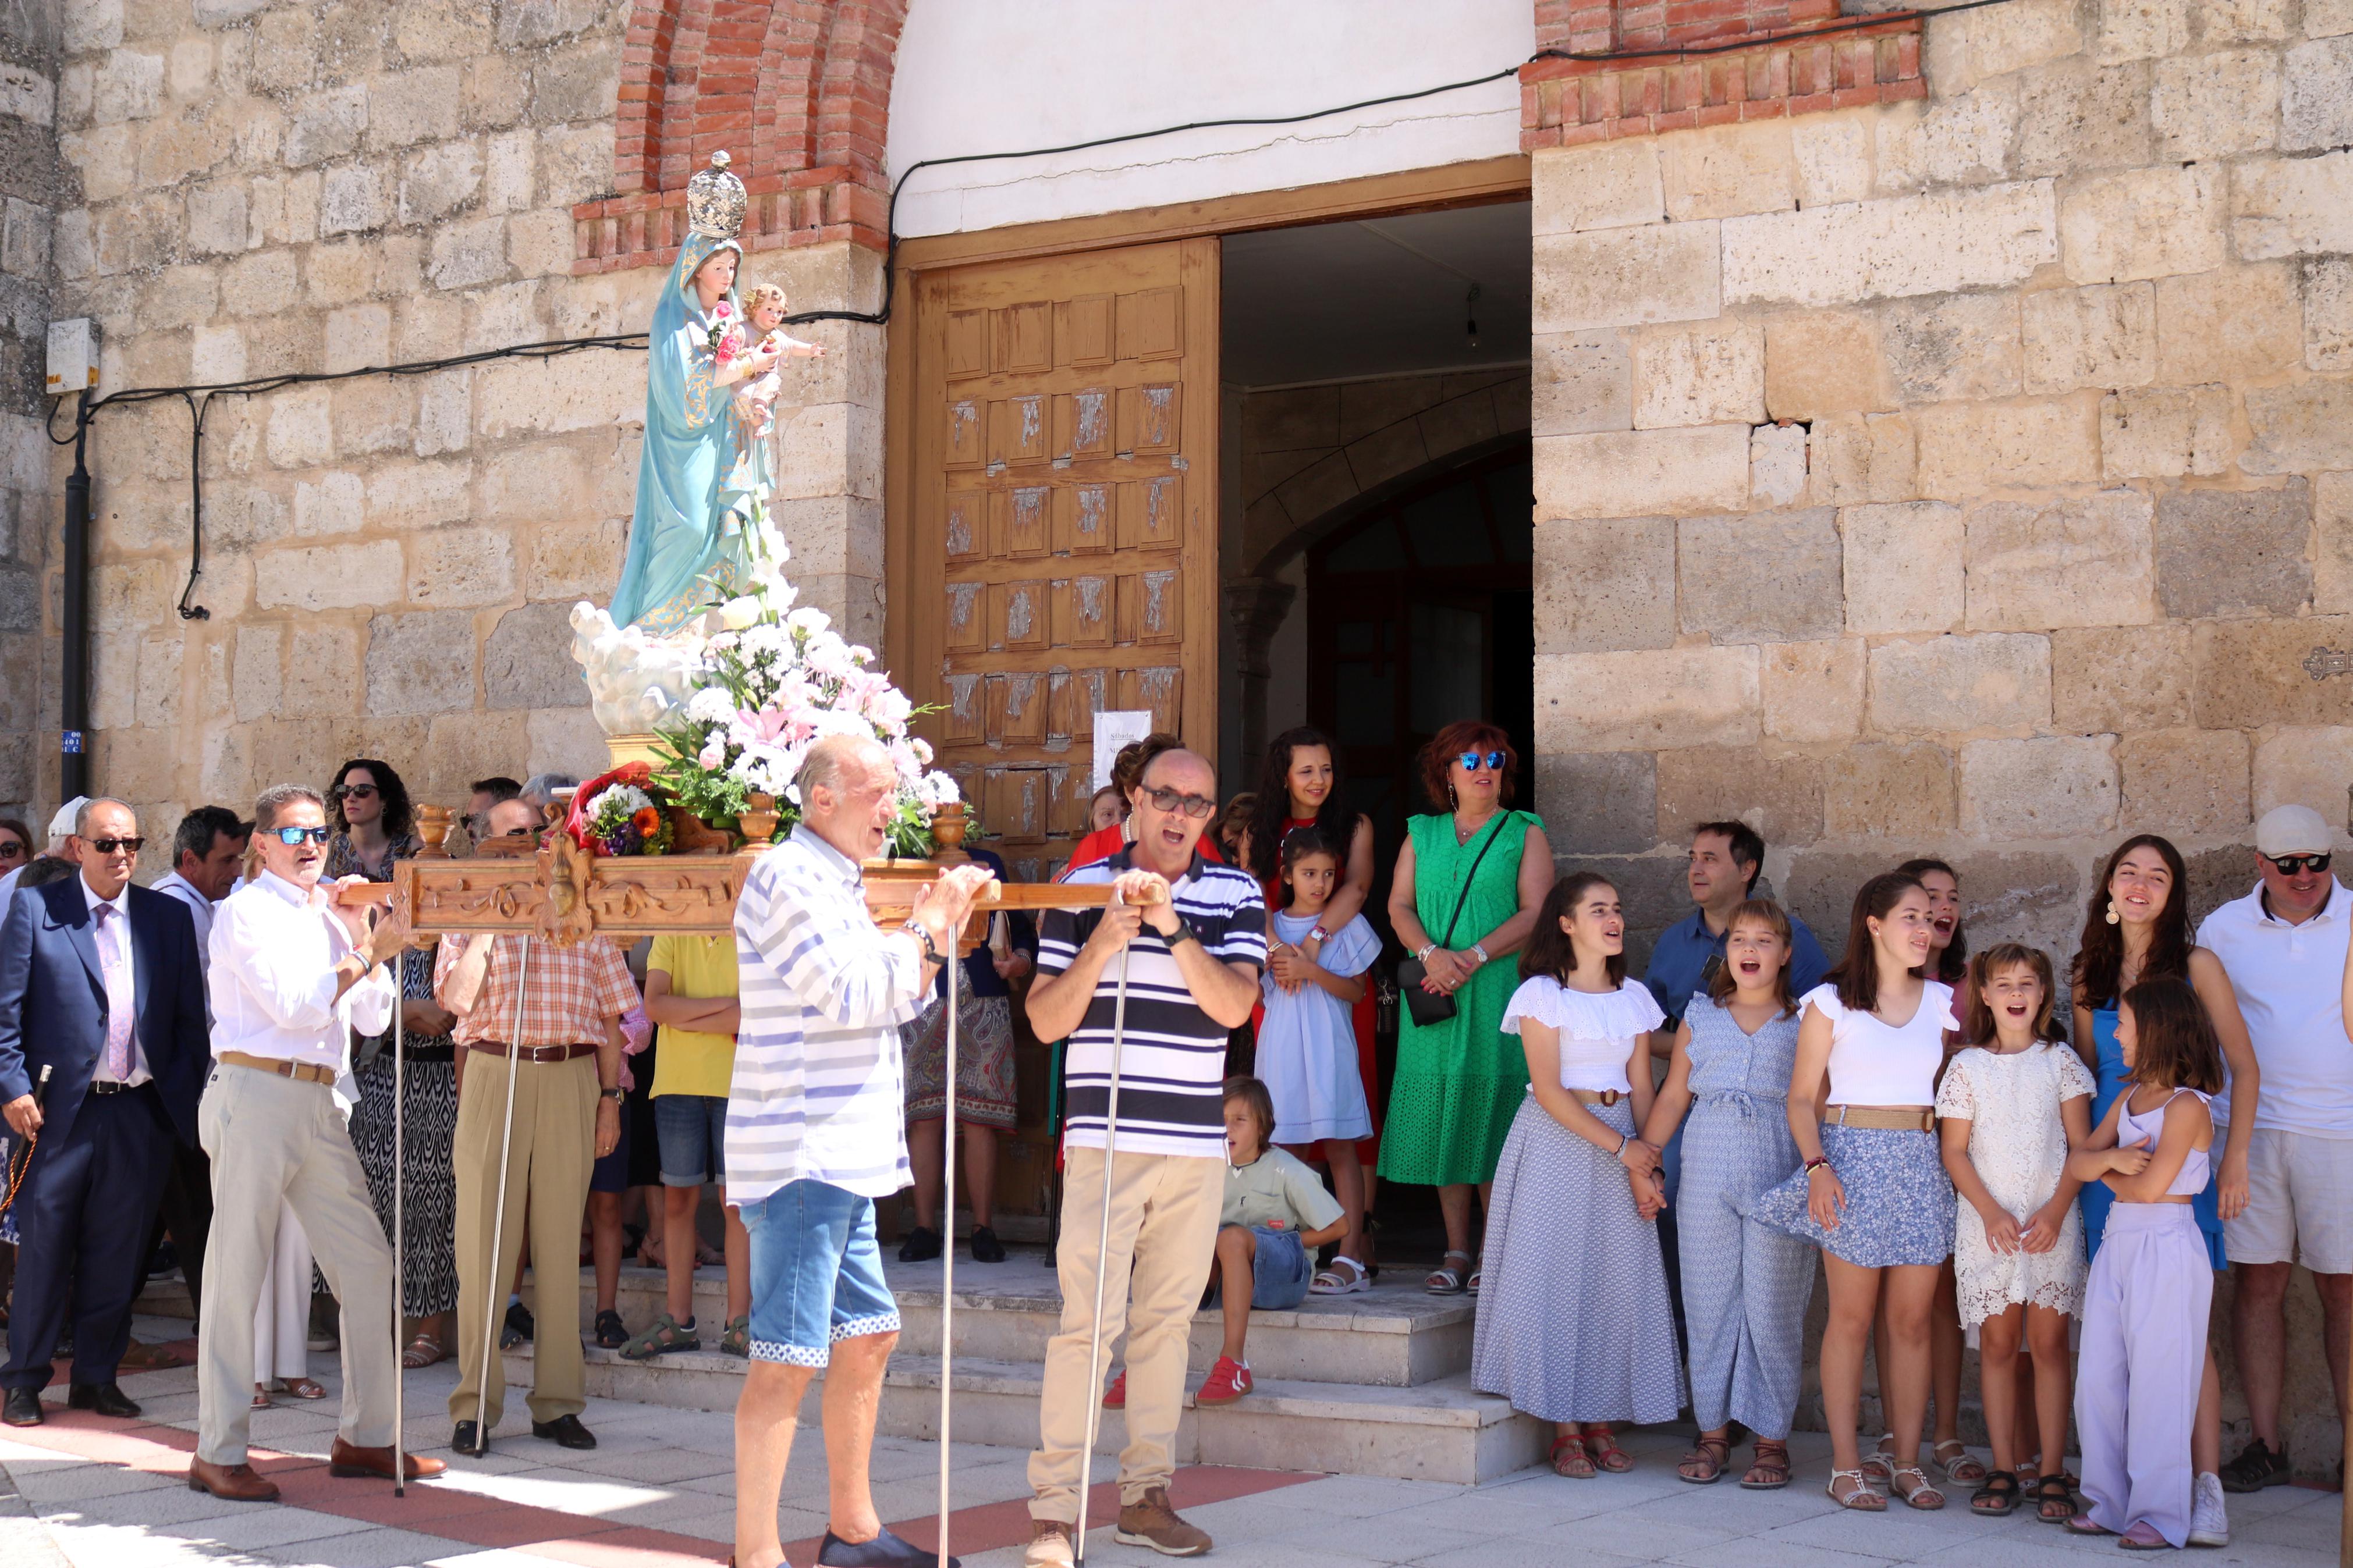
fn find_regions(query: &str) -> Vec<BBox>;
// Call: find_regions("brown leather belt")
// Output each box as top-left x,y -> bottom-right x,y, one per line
1825,1104 -> 1935,1132
466,1041 -> 597,1064
219,1051 -> 336,1086
1570,1087 -> 1626,1106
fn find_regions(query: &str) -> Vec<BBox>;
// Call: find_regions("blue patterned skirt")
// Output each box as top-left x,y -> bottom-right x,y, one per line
1746,1123 -> 1954,1268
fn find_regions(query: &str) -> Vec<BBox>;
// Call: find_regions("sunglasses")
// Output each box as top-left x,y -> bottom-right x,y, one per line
1456,750 -> 1506,771
0,840 -> 23,861
84,836 -> 145,855
1141,785 -> 1216,820
271,826 -> 334,846
2265,852 -> 2332,876
332,783 -> 379,801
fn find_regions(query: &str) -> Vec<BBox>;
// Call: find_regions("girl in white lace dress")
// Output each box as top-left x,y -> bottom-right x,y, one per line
1936,944 -> 2096,1521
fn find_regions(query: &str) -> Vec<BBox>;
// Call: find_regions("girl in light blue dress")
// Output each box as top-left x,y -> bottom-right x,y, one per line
1640,898 -> 1813,1489
1258,826 -> 1380,1293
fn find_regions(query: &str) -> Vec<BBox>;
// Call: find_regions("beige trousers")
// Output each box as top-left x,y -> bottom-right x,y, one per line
1028,1146 -> 1223,1520
448,1050 -> 597,1431
196,1065 -> 396,1465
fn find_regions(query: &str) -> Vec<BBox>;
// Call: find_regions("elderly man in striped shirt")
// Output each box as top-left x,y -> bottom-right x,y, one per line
729,733 -> 993,1568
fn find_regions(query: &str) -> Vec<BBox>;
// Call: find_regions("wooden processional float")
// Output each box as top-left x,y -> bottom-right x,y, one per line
338,794 -> 1145,1568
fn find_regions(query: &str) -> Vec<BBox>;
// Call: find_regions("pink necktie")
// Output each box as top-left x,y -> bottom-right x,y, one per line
94,903 -> 134,1080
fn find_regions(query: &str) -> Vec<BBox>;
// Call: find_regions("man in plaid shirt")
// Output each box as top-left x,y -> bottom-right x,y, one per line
434,798 -> 639,1457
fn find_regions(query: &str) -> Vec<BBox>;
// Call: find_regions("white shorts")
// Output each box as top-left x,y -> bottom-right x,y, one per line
2223,1125 -> 2353,1275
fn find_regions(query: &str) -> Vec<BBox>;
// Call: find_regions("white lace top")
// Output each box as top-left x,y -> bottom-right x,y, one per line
1503,976 -> 1665,1094
1936,1042 -> 2097,1328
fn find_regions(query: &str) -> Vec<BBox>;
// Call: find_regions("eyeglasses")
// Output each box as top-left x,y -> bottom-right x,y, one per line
84,836 -> 144,855
332,783 -> 379,801
2266,852 -> 2332,876
1456,751 -> 1506,771
1141,785 -> 1216,820
270,826 -> 333,846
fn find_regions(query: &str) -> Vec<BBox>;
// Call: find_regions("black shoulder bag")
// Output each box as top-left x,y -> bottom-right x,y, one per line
1395,812 -> 1510,1029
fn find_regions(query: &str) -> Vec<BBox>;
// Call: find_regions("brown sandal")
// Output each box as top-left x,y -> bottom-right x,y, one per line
1741,1438 -> 1791,1489
1678,1435 -> 1731,1484
1585,1425 -> 1634,1473
1550,1434 -> 1596,1478
402,1332 -> 446,1370
282,1378 -> 327,1400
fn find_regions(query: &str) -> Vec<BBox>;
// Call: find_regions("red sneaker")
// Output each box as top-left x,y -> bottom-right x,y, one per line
1194,1356 -> 1253,1405
1102,1370 -> 1125,1409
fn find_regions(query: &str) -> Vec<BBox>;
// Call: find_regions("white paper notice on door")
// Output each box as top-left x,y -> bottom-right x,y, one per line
1092,710 -> 1156,791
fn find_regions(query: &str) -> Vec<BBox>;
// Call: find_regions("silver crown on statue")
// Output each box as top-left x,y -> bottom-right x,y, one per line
687,150 -> 747,240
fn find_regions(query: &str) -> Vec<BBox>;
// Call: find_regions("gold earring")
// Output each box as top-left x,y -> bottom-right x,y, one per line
2106,898 -> 2121,926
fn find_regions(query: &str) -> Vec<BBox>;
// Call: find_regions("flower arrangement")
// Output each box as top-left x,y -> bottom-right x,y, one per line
650,553 -> 960,858
579,777 -> 674,857
706,298 -> 738,361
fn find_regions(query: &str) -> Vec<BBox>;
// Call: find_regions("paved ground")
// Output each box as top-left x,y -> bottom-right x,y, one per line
0,1313 -> 2340,1567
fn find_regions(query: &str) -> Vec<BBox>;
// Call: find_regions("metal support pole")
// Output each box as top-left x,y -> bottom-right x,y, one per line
1071,932 -> 1133,1568
469,936 -> 530,1456
392,971 -> 406,1495
59,392 -> 91,803
936,952 -> 958,1568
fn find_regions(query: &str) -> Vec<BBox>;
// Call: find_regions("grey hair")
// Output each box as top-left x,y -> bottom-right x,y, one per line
795,733 -> 886,802
253,783 -> 325,831
73,797 -> 134,836
519,771 -> 579,806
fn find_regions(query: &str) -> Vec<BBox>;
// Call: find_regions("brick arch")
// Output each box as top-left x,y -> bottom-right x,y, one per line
575,0 -> 905,273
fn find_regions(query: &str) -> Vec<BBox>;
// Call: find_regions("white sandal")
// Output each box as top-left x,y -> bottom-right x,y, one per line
1423,1249 -> 1471,1295
1827,1468 -> 1886,1511
1311,1256 -> 1371,1295
1860,1431 -> 1896,1481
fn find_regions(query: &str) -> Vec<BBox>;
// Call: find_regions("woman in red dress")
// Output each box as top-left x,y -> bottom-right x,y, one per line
1247,727 -> 1382,1290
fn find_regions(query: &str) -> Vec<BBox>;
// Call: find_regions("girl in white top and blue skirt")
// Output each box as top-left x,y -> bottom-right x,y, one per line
1472,873 -> 1682,1478
1750,872 -> 1958,1513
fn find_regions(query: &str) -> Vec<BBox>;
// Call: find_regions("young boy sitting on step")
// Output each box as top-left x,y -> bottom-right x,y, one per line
1198,1076 -> 1348,1405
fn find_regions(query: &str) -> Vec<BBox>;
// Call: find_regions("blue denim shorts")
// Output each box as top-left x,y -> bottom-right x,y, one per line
654,1093 -> 727,1186
739,1179 -> 900,1366
1207,1225 -> 1314,1312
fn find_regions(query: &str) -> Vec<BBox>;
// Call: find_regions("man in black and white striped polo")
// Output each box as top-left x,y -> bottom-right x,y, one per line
1021,749 -> 1265,1566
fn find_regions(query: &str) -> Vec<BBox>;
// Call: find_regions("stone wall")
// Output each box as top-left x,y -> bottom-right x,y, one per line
1530,0 -> 2351,1471
0,1 -> 58,822
36,0 -> 882,858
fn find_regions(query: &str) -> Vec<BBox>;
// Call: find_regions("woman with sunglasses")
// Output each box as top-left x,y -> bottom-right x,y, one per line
1379,721 -> 1555,1296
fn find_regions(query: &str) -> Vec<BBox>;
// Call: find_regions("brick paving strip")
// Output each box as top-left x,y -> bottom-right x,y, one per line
0,1403 -> 1318,1565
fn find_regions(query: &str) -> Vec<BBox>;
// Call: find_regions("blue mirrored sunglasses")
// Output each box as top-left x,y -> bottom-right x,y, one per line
1456,750 -> 1506,771
271,826 -> 333,845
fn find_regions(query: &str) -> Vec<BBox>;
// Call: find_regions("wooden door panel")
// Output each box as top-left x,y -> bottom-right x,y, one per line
908,238 -> 1218,875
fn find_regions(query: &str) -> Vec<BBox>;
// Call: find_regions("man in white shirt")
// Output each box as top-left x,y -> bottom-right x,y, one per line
2194,803 -> 2353,1492
140,805 -> 251,1331
727,735 -> 991,1568
188,783 -> 444,1502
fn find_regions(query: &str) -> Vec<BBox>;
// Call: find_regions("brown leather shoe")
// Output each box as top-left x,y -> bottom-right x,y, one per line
1115,1487 -> 1211,1556
186,1457 -> 280,1503
1021,1519 -> 1076,1568
328,1438 -> 448,1481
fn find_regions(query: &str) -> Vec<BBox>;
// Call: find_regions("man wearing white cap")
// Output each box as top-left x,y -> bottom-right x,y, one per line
2194,803 -> 2353,1492
0,798 -> 87,909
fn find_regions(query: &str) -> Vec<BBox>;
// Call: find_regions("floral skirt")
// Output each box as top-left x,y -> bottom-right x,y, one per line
902,992 -> 1017,1129
1746,1123 -> 1955,1269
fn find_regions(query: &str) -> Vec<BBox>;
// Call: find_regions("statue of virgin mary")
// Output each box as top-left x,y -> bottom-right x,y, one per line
609,153 -> 783,633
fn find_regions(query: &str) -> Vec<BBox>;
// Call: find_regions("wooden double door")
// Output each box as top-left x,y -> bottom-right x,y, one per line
902,239 -> 1220,883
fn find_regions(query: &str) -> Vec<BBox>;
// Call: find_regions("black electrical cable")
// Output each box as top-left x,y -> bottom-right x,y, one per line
53,0 -> 2018,621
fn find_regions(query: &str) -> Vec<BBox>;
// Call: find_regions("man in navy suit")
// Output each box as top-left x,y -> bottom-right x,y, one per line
0,798 -> 209,1426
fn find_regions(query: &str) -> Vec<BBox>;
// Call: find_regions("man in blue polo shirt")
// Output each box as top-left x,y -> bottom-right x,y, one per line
1645,820 -> 1829,1049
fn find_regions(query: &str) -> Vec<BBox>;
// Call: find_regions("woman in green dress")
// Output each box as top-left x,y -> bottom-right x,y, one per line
1380,720 -> 1555,1296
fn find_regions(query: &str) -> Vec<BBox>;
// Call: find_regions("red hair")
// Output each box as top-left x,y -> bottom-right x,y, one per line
1418,720 -> 1518,812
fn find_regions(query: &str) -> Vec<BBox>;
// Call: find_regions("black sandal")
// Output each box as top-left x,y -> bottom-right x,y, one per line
594,1309 -> 627,1349
1970,1470 -> 2020,1516
2035,1472 -> 2076,1523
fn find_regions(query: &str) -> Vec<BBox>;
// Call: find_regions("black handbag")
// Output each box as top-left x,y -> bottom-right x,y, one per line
1395,813 -> 1510,1028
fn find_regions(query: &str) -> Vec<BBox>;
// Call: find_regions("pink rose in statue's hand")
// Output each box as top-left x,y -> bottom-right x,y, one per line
715,325 -> 746,365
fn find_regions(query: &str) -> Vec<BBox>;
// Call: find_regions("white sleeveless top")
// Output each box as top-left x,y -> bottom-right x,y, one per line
1503,976 -> 1666,1094
1802,980 -> 1951,1107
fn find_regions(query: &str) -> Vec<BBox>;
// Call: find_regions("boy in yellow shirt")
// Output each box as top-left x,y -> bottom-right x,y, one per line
621,934 -> 749,1358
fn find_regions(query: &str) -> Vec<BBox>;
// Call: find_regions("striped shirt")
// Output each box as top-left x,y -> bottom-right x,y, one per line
727,823 -> 928,1203
1042,846 -> 1266,1160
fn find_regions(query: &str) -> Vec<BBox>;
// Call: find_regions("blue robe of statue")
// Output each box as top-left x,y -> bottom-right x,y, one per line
611,232 -> 772,632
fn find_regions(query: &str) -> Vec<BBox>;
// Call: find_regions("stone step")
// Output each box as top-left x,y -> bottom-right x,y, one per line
498,1339 -> 1545,1485
546,1252 -> 1474,1388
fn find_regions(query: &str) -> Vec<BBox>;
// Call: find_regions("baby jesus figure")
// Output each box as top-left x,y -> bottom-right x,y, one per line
730,282 -> 826,441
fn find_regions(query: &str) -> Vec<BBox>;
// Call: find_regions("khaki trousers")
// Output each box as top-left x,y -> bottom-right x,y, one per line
1028,1147 -> 1223,1520
448,1050 -> 597,1430
196,1065 -> 396,1465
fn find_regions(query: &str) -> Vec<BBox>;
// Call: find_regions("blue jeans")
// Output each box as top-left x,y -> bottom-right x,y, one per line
1206,1224 -> 1313,1312
739,1179 -> 899,1367
653,1093 -> 727,1186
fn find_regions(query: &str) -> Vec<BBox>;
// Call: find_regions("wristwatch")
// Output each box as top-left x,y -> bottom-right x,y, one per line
600,1086 -> 624,1104
1467,942 -> 1490,967
1310,925 -> 1332,944
1164,917 -> 1199,948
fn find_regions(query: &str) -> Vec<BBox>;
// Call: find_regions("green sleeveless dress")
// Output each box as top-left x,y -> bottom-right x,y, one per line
1377,809 -> 1539,1187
